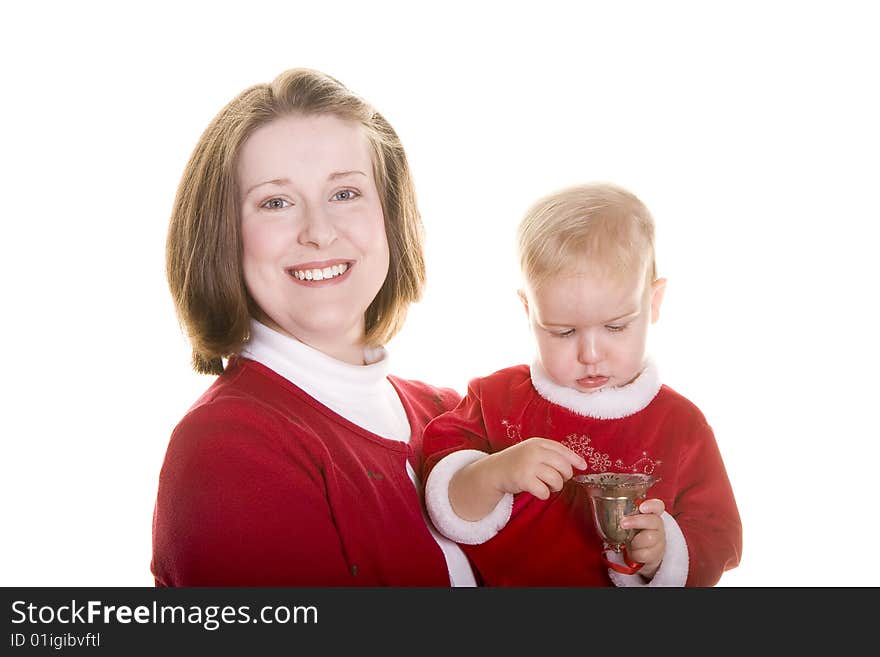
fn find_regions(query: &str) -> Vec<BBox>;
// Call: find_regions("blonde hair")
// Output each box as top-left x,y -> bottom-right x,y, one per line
517,182 -> 657,291
166,68 -> 426,375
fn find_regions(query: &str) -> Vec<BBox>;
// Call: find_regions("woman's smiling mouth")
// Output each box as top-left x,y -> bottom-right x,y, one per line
286,261 -> 352,284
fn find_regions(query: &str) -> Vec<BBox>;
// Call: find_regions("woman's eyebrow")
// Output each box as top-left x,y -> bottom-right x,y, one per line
328,170 -> 367,181
245,171 -> 366,197
245,177 -> 290,197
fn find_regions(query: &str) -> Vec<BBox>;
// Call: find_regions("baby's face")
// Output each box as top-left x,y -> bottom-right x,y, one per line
521,267 -> 664,393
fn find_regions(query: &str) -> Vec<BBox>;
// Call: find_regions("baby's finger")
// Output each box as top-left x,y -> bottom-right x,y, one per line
619,510 -> 664,532
523,477 -> 552,500
638,498 -> 665,515
629,528 -> 662,552
534,438 -> 587,470
538,449 -> 580,482
536,464 -> 565,493
627,543 -> 663,567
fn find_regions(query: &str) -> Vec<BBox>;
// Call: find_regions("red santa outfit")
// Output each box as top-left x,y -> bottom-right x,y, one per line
423,358 -> 742,586
152,320 -> 476,586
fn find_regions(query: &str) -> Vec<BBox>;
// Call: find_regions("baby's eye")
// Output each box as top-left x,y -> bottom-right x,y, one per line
332,189 -> 360,201
606,324 -> 627,333
554,329 -> 576,338
261,197 -> 291,210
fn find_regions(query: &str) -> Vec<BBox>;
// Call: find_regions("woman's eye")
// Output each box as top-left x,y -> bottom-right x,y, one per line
332,189 -> 359,201
261,198 -> 290,210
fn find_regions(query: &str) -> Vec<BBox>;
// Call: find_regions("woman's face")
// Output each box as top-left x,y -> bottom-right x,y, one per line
237,114 -> 389,363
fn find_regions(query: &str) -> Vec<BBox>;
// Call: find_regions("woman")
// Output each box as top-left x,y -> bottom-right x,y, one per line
152,68 -> 476,586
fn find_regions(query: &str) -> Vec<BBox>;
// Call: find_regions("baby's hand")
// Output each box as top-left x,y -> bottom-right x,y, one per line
619,498 -> 666,578
485,437 -> 586,500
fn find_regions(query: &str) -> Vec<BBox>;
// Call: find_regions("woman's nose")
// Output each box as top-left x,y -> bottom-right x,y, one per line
297,204 -> 337,248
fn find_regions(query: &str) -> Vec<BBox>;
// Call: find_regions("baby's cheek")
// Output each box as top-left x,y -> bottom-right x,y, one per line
545,359 -> 573,386
541,346 -> 569,378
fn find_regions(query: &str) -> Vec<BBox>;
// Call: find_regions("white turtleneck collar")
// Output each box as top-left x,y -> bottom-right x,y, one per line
238,319 -> 411,443
529,357 -> 662,420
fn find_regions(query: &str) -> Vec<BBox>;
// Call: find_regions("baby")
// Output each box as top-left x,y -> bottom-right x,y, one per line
422,182 -> 742,586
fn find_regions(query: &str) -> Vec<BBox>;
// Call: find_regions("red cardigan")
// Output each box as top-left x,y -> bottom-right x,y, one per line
422,365 -> 742,586
151,357 -> 461,586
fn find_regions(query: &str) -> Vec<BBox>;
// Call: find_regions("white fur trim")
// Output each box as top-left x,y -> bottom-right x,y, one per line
607,511 -> 689,587
530,357 -> 661,419
425,450 -> 514,545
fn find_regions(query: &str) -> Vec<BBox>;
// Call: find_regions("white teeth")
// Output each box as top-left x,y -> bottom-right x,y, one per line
290,263 -> 349,281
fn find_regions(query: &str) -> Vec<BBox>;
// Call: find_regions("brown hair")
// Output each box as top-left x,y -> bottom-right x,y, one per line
166,68 -> 426,374
517,182 -> 657,292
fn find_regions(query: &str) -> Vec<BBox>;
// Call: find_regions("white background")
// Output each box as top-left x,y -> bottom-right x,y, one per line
2,1 -> 877,587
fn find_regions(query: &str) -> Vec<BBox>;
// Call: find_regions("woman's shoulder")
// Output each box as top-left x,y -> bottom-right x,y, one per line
387,375 -> 462,415
178,358 -> 286,420
390,364 -> 532,406
168,358 -> 325,458
388,363 -> 531,411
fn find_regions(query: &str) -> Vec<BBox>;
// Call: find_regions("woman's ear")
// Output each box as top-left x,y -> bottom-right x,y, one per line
650,278 -> 667,323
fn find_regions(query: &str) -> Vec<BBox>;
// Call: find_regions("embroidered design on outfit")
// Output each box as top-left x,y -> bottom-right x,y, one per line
561,433 -> 662,474
627,452 -> 661,475
501,420 -> 524,444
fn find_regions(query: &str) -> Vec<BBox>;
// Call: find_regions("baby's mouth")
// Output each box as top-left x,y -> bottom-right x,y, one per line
576,375 -> 609,390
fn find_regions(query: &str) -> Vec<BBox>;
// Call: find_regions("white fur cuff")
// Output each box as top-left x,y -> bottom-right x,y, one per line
607,511 -> 690,587
425,450 -> 514,545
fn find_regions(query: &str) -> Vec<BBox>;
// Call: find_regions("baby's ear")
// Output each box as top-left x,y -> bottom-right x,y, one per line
517,289 -> 530,318
650,278 -> 667,323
